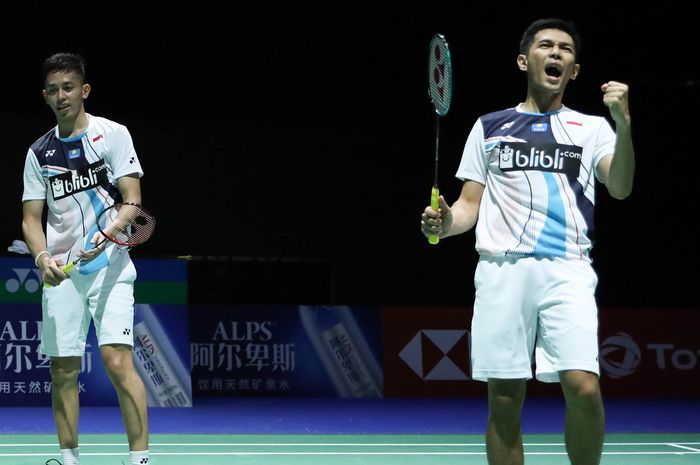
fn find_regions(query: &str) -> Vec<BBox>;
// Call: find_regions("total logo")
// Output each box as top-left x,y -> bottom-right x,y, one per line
599,332 -> 700,379
399,329 -> 470,381
599,332 -> 641,378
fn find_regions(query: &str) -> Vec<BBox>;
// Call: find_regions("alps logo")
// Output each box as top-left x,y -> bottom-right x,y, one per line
67,148 -> 82,159
50,159 -> 109,200
497,142 -> 582,176
531,122 -> 548,132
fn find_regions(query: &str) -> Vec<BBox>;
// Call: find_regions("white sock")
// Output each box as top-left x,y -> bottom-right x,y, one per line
60,447 -> 80,465
130,449 -> 149,465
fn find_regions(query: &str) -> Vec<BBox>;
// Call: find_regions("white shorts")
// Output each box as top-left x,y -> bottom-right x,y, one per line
40,251 -> 137,357
470,256 -> 600,383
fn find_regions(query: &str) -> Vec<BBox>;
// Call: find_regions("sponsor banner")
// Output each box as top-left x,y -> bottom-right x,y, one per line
0,257 -> 190,406
0,303 -> 189,406
598,308 -> 700,396
0,257 -> 188,304
381,306 -> 484,397
189,305 -> 383,397
382,306 -> 700,397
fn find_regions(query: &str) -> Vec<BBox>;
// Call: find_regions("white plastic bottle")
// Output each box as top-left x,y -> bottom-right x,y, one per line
298,305 -> 383,397
132,304 -> 193,407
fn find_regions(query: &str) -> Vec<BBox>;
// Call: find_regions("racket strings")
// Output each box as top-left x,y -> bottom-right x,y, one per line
428,34 -> 452,116
98,204 -> 156,246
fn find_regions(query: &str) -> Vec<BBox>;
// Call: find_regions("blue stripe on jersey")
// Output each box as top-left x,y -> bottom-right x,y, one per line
58,131 -> 87,143
77,189 -> 111,274
78,222 -> 110,274
534,172 -> 566,257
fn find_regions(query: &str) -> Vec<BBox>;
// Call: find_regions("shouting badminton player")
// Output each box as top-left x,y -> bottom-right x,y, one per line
21,52 -> 150,465
420,18 -> 635,465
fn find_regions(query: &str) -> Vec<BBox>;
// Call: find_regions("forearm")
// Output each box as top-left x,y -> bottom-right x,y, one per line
607,123 -> 635,199
442,198 -> 479,238
22,217 -> 48,258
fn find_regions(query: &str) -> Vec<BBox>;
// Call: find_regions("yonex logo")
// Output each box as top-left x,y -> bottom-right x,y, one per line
500,121 -> 514,130
123,328 -> 131,335
599,332 -> 641,379
399,330 -> 470,381
5,268 -> 42,294
45,149 -> 56,157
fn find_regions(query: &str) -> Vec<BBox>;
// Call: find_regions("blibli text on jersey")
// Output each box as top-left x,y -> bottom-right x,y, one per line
497,142 -> 582,177
50,159 -> 109,200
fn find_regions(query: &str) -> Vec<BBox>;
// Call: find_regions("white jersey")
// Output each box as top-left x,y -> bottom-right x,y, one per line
456,104 -> 615,262
22,114 -> 144,273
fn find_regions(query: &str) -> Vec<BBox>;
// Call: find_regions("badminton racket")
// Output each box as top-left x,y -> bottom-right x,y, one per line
44,202 -> 156,287
426,33 -> 453,245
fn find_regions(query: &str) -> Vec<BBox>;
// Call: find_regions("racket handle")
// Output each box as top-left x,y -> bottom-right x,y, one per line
428,186 -> 440,245
43,262 -> 76,288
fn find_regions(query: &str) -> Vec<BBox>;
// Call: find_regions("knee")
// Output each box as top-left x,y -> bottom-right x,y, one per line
50,359 -> 80,386
488,379 -> 527,415
561,371 -> 602,406
102,353 -> 131,382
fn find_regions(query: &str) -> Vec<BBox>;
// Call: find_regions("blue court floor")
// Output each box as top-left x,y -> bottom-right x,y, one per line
2,396 -> 699,435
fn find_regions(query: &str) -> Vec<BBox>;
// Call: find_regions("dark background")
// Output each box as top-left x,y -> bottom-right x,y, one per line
2,4 -> 697,308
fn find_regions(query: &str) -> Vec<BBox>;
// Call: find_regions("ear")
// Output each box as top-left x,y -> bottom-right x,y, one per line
517,54 -> 528,72
42,89 -> 49,105
570,63 -> 580,81
82,83 -> 91,99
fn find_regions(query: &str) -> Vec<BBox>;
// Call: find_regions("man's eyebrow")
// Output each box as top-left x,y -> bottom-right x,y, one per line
537,38 -> 574,48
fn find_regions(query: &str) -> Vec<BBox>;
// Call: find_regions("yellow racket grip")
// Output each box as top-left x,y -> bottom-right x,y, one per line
43,262 -> 76,288
428,186 -> 440,245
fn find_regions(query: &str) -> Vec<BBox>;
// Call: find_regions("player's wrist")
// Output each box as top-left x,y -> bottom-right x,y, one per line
34,250 -> 51,267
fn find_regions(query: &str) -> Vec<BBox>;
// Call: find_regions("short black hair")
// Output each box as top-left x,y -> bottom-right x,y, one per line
42,52 -> 86,86
519,18 -> 581,61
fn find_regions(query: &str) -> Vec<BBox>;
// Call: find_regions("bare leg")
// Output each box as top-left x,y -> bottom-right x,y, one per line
50,357 -> 81,449
486,378 -> 527,465
101,344 -> 149,451
560,370 -> 605,465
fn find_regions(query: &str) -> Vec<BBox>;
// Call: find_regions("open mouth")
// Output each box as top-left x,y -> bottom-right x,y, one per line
545,65 -> 562,78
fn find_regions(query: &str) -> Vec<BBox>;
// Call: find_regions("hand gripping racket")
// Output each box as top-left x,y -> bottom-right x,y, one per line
427,33 -> 453,245
44,202 -> 155,287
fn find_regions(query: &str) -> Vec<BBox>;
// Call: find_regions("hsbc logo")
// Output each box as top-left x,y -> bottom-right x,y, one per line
398,329 -> 470,381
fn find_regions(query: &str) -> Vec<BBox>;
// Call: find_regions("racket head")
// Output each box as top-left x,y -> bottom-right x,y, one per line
427,33 -> 453,117
97,202 -> 156,247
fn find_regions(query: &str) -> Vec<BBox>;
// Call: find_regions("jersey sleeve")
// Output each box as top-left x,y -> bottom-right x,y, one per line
455,119 -> 487,185
22,149 -> 46,201
593,117 -> 616,182
107,124 -> 144,179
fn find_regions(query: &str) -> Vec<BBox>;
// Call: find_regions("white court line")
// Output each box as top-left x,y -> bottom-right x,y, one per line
2,441 -> 699,447
2,451 -> 700,457
669,443 -> 700,452
0,442 -> 700,452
